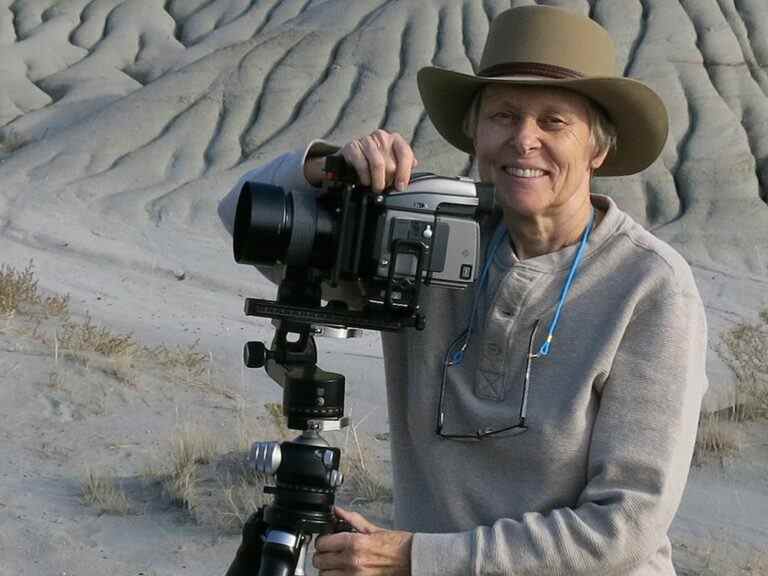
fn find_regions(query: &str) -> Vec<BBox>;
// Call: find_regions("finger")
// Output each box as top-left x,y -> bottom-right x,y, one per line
373,129 -> 401,190
360,136 -> 387,193
315,531 -> 353,553
334,506 -> 380,534
341,140 -> 371,187
391,134 -> 417,191
313,550 -> 346,571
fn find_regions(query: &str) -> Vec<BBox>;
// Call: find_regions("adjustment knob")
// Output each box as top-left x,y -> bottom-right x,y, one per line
328,469 -> 344,488
244,341 -> 267,368
250,441 -> 282,475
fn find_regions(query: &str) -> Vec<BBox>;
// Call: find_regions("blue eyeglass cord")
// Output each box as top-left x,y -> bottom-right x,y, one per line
449,209 -> 595,365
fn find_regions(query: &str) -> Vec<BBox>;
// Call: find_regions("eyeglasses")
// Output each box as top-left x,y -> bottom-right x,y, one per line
435,319 -> 540,440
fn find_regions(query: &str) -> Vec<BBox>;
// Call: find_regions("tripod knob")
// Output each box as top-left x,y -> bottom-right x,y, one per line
328,469 -> 344,488
244,341 -> 268,368
251,441 -> 282,475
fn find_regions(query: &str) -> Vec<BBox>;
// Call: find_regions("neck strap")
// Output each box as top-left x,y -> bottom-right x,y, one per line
536,208 -> 595,357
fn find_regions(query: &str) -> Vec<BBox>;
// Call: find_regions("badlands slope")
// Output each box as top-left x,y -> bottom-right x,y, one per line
2,0 -> 768,404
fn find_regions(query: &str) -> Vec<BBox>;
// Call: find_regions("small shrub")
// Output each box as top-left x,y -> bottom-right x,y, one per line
53,315 -> 139,383
165,458 -> 200,511
146,341 -> 208,377
693,413 -> 740,465
0,262 -> 69,317
58,314 -> 138,360
81,468 -> 131,515
720,309 -> 768,421
163,423 -> 218,510
219,471 -> 268,532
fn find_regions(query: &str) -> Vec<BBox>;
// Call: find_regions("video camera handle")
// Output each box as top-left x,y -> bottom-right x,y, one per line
225,509 -> 356,576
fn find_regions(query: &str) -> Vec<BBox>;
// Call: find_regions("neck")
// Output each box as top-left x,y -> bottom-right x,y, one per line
504,195 -> 596,260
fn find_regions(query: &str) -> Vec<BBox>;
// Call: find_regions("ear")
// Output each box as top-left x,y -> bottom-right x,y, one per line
590,145 -> 610,171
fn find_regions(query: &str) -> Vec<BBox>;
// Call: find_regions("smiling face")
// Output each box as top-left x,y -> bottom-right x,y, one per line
474,84 -> 609,223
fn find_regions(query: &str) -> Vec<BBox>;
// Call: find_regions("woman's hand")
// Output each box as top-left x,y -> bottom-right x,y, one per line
313,506 -> 412,576
305,130 -> 418,193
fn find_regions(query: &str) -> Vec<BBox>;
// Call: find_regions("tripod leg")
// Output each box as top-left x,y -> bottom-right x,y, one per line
225,509 -> 268,576
294,536 -> 312,576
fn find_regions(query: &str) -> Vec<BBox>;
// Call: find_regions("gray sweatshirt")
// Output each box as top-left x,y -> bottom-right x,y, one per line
219,145 -> 708,576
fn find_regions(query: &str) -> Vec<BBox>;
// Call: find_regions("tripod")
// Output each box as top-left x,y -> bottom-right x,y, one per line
225,271 -> 354,576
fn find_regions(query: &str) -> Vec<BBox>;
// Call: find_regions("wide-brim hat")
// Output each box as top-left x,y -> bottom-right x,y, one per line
417,5 -> 668,177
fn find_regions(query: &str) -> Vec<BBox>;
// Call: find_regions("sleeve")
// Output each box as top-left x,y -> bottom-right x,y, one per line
410,276 -> 708,575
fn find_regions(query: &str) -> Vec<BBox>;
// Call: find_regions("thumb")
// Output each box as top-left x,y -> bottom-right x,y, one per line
334,506 -> 380,534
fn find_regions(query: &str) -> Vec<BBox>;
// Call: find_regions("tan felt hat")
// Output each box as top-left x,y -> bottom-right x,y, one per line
417,5 -> 669,177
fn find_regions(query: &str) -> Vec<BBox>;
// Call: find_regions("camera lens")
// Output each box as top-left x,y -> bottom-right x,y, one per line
234,182 -> 337,268
234,182 -> 292,265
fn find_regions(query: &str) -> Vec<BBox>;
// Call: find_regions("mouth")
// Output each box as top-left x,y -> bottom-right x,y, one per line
502,165 -> 548,179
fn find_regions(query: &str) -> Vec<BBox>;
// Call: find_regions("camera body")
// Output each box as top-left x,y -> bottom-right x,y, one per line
234,157 -> 495,329
369,175 -> 487,288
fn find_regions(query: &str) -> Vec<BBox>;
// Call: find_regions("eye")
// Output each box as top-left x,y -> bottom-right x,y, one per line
542,115 -> 567,128
490,111 -> 513,121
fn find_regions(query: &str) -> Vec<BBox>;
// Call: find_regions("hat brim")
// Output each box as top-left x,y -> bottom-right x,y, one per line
417,67 -> 669,177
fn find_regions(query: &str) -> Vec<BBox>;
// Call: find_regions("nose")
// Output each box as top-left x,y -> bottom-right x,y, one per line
508,115 -> 541,155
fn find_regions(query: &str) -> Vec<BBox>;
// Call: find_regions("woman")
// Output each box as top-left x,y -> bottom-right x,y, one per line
221,6 -> 707,575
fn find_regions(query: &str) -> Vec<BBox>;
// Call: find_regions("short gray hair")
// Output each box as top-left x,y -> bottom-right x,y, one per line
462,86 -> 618,157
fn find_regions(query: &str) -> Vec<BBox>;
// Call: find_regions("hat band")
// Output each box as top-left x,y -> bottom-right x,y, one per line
479,62 -> 584,80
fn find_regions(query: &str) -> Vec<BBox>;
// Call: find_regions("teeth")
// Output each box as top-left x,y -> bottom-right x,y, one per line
506,167 -> 545,178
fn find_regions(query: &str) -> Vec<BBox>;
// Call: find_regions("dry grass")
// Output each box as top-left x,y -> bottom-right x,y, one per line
53,314 -> 140,383
81,467 -> 131,515
155,418 -> 271,533
692,413 -> 740,465
214,461 -> 269,532
719,309 -> 768,421
147,341 -> 208,377
339,422 -> 392,505
51,318 -> 209,386
1,262 -> 209,386
221,477 -> 265,527
163,422 -> 219,510
695,308 -> 768,464
0,261 -> 69,318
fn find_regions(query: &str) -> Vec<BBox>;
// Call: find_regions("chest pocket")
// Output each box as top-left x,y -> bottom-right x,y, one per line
474,319 -> 530,401
475,339 -> 508,400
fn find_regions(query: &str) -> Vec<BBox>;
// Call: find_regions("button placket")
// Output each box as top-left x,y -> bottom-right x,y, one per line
475,268 -> 536,401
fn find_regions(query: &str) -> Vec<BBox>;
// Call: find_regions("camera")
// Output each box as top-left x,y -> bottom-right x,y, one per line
233,156 -> 496,331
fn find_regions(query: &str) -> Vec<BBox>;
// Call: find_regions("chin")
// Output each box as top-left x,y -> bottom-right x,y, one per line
499,201 -> 547,221
497,191 -> 549,218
